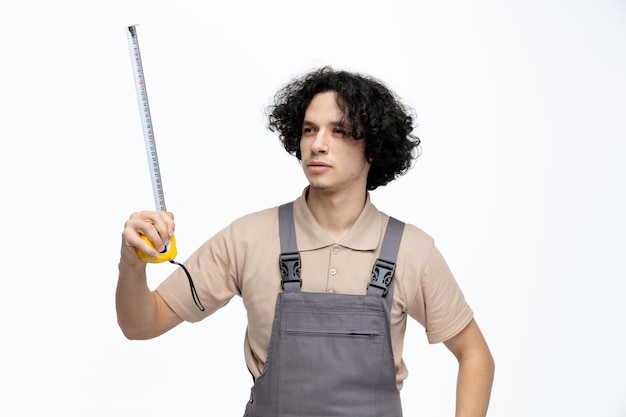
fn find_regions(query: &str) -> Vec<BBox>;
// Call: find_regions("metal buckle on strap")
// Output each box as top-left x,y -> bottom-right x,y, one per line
280,252 -> 302,289
368,258 -> 395,296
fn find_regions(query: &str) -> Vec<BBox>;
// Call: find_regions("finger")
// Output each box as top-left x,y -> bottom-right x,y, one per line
128,211 -> 175,249
123,213 -> 164,256
121,225 -> 158,262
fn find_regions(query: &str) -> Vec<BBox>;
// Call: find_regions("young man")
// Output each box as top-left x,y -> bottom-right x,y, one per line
116,67 -> 495,416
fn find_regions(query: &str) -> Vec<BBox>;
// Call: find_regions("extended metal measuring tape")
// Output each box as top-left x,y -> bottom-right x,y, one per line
127,25 -> 178,263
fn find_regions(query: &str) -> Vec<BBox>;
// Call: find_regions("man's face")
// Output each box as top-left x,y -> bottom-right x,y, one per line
300,91 -> 370,193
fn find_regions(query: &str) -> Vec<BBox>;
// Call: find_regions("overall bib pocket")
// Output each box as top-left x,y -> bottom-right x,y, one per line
275,306 -> 389,416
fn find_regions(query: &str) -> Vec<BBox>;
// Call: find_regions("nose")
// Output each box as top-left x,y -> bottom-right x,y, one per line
310,129 -> 329,154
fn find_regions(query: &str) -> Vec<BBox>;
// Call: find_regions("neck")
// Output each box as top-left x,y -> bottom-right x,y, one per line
305,187 -> 368,242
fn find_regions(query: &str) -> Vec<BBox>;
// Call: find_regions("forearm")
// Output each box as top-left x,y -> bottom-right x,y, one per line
454,349 -> 495,417
115,259 -> 159,340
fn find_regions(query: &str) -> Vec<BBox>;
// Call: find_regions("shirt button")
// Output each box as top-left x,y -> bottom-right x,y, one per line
329,268 -> 337,276
332,246 -> 339,255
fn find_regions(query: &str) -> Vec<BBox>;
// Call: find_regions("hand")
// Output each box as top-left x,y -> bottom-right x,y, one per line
121,211 -> 175,264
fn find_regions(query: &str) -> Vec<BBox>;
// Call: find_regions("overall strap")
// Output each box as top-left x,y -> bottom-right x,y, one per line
367,217 -> 405,309
278,203 -> 302,292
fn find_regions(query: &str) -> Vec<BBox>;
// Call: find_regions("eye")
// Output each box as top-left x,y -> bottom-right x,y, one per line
302,126 -> 316,135
333,128 -> 349,138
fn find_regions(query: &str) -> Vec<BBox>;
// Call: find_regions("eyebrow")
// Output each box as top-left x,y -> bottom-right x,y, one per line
302,119 -> 349,129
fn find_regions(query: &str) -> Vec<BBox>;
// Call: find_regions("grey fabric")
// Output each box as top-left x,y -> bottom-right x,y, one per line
244,203 -> 405,417
278,203 -> 298,254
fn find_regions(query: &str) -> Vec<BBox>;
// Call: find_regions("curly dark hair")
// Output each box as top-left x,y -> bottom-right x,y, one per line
267,66 -> 421,190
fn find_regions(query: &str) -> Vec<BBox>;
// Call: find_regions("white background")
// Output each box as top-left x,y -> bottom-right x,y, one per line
1,0 -> 625,416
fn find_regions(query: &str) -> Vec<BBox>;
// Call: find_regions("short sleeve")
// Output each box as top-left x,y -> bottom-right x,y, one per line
156,224 -> 240,323
409,245 -> 473,344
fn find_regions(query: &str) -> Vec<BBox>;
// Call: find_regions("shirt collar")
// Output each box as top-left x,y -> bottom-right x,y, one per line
292,187 -> 385,251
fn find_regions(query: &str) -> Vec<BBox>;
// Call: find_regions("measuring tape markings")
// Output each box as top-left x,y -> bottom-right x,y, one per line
127,25 -> 175,261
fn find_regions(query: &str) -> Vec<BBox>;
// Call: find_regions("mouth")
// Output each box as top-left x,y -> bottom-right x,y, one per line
306,160 -> 331,168
306,160 -> 331,174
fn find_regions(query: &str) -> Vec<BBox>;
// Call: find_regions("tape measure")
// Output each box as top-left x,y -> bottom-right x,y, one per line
127,25 -> 177,263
